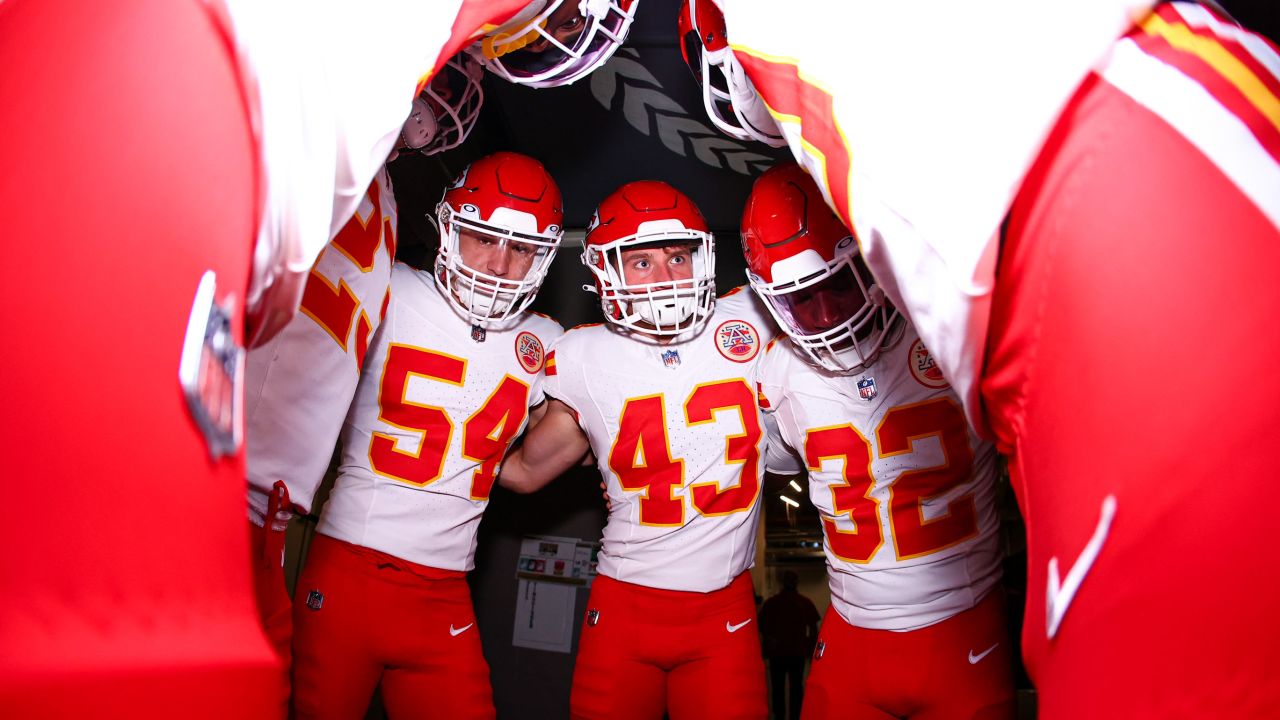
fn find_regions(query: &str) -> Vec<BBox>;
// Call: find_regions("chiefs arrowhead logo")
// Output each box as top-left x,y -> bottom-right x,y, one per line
908,338 -> 949,389
515,332 -> 545,374
714,320 -> 760,363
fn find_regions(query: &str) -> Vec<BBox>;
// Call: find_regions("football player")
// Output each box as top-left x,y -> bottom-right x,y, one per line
288,152 -> 565,720
243,51 -> 484,710
0,1 -> 635,717
717,0 -> 1280,715
500,181 -> 773,720
746,163 -> 1015,719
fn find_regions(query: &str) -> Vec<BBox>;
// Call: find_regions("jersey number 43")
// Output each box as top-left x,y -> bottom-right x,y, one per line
609,379 -> 762,526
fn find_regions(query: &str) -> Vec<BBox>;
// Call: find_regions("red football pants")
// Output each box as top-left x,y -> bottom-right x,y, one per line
0,0 -> 277,716
982,10 -> 1280,717
290,534 -> 495,719
570,572 -> 767,720
802,591 -> 1014,720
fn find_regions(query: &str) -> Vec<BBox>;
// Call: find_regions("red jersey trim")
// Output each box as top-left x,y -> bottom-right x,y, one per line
1137,6 -> 1280,164
731,45 -> 856,234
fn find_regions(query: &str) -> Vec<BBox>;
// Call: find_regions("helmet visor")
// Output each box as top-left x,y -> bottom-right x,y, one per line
768,264 -> 869,340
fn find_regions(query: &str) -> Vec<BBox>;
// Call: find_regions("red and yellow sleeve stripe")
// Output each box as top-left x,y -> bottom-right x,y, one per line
1136,3 -> 1280,164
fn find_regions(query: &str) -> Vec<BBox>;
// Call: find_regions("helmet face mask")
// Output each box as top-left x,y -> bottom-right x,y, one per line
585,234 -> 716,336
433,153 -> 564,326
477,0 -> 639,88
436,215 -> 559,324
742,163 -> 903,374
678,0 -> 785,147
583,181 -> 717,337
402,54 -> 485,156
750,242 -> 901,374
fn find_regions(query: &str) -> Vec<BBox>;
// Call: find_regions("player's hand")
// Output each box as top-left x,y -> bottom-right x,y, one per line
600,480 -> 611,511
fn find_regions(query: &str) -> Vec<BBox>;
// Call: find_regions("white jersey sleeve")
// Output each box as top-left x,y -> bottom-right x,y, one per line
318,263 -> 563,571
550,288 -> 778,592
758,322 -> 1003,631
223,0 -> 531,345
244,166 -> 396,522
722,0 -> 1153,432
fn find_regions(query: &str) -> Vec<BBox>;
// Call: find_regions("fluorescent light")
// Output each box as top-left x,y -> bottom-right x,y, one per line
779,495 -> 800,508
788,480 -> 803,493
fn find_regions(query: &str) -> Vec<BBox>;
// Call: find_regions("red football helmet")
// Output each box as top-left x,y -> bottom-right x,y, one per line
473,0 -> 638,88
583,180 -> 716,336
741,163 -> 902,374
435,152 -> 564,324
677,0 -> 784,147
401,53 -> 485,156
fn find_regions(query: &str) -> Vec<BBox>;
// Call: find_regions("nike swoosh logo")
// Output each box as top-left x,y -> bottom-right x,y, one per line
1046,494 -> 1116,639
968,643 -> 998,664
449,623 -> 474,637
726,619 -> 753,633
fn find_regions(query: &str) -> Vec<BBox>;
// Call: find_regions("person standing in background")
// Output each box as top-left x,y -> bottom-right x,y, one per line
758,571 -> 819,720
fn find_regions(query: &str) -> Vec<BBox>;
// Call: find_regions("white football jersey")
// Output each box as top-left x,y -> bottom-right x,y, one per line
721,0 -> 1153,433
245,166 -> 397,521
546,288 -> 775,592
758,322 -> 1002,631
319,262 -> 563,571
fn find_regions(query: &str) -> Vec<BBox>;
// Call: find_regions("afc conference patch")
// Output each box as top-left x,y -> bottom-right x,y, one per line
713,320 -> 760,363
857,376 -> 877,400
515,331 -> 545,374
908,338 -> 950,389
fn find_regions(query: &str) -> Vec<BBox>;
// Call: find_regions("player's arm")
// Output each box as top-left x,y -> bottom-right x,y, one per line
499,398 -> 591,494
528,398 -> 549,425
761,404 -> 805,478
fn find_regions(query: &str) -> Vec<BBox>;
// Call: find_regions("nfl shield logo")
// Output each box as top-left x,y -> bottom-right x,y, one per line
662,349 -> 681,368
471,325 -> 487,343
857,377 -> 877,400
